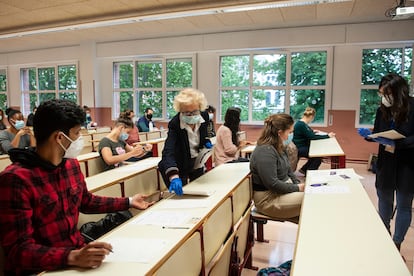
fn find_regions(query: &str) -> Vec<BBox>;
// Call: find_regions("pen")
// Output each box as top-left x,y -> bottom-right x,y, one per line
162,226 -> 190,229
81,232 -> 114,253
310,183 -> 328,187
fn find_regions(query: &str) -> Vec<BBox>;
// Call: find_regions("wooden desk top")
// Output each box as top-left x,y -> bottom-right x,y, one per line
309,137 -> 344,157
240,144 -> 256,154
291,169 -> 410,276
44,162 -> 251,275
85,157 -> 161,193
77,152 -> 100,162
137,137 -> 166,145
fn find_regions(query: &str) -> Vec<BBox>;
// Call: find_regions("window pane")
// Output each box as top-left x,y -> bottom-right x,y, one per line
167,58 -> 192,88
361,48 -> 403,85
291,52 -> 326,86
20,68 -> 37,91
58,65 -> 77,90
359,89 -> 380,125
220,56 -> 249,87
59,92 -> 77,102
221,89 -> 249,121
167,90 -> 180,119
39,93 -> 56,104
252,89 -> 285,120
290,89 -> 325,122
0,94 -> 7,110
113,62 -> 133,89
38,67 -> 56,90
0,69 -> 6,92
253,54 -> 286,86
404,47 -> 412,83
137,61 -> 162,88
119,91 -> 134,114
137,91 -> 162,117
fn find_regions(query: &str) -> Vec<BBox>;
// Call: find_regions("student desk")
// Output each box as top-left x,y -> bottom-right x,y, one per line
291,169 -> 410,276
0,154 -> 11,172
44,162 -> 252,276
309,137 -> 345,168
240,145 -> 256,159
77,152 -> 101,177
137,137 -> 166,157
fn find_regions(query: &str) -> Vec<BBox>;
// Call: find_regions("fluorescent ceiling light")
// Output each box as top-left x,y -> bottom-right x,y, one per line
0,0 -> 352,40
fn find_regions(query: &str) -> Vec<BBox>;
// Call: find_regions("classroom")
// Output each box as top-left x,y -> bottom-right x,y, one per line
0,0 -> 413,275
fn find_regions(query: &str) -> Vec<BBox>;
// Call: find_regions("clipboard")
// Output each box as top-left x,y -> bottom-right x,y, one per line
368,130 -> 405,140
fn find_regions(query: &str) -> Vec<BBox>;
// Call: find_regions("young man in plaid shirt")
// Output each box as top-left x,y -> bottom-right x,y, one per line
0,99 -> 153,275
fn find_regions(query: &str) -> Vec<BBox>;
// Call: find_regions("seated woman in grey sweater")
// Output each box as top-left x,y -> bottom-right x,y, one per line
250,113 -> 304,222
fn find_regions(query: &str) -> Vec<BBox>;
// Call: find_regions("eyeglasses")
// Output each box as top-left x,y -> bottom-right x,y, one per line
182,110 -> 200,116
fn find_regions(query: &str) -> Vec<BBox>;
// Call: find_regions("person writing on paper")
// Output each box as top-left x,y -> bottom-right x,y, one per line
158,88 -> 212,196
0,108 -> 36,154
292,107 -> 335,175
214,107 -> 252,166
358,73 -> 414,252
250,114 -> 305,221
0,99 -> 154,275
99,117 -> 152,171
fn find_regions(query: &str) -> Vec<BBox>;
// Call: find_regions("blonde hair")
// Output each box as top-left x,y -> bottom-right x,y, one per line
257,113 -> 294,154
303,107 -> 316,118
173,88 -> 208,112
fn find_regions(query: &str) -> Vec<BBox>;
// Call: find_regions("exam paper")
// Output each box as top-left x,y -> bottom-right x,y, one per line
132,210 -> 191,226
368,129 -> 406,140
103,237 -> 167,263
305,185 -> 350,194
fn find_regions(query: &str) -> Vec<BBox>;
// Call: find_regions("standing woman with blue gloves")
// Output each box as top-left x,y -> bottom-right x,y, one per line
158,88 -> 212,195
358,73 -> 414,253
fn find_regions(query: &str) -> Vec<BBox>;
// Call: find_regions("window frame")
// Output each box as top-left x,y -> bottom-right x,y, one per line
0,67 -> 9,111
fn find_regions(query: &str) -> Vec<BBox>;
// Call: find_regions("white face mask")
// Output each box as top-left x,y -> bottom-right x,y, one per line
58,132 -> 84,158
208,113 -> 214,120
381,95 -> 393,107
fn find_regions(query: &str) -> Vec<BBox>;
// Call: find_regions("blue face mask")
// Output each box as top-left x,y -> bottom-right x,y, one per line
14,120 -> 25,130
119,132 -> 129,141
182,114 -> 201,125
283,133 -> 293,146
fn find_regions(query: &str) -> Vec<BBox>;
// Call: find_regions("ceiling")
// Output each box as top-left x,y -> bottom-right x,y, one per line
0,0 -> 412,54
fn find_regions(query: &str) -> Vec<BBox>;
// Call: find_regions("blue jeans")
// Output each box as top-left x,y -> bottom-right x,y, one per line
377,188 -> 414,244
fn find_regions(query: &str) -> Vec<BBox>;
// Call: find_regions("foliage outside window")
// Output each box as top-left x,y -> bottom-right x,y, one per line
220,51 -> 327,123
20,64 -> 78,115
359,47 -> 412,125
0,68 -> 8,111
113,57 -> 193,119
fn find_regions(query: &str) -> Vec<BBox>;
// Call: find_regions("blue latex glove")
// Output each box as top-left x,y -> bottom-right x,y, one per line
357,128 -> 372,138
169,178 -> 183,196
373,137 -> 395,147
204,141 -> 213,149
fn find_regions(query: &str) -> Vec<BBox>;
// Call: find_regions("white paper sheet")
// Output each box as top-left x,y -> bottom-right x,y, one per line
132,210 -> 192,226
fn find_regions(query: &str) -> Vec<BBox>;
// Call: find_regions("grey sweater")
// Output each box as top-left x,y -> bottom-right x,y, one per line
250,144 -> 300,194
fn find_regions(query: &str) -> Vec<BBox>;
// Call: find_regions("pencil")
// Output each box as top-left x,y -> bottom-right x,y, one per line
81,232 -> 114,253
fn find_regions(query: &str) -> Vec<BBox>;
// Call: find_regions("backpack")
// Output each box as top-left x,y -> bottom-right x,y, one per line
257,260 -> 292,276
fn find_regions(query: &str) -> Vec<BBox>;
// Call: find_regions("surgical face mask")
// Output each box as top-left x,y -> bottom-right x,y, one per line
14,120 -> 25,130
208,113 -> 214,120
146,113 -> 153,120
283,133 -> 293,146
381,95 -> 393,107
182,114 -> 201,125
0,115 -> 2,120
119,132 -> 129,141
58,132 -> 84,158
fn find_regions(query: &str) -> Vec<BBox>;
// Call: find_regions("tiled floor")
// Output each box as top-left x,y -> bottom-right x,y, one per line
241,160 -> 414,276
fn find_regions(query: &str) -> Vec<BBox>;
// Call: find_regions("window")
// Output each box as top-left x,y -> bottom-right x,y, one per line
0,68 -> 8,111
20,64 -> 78,115
220,50 -> 328,123
359,47 -> 412,125
113,57 -> 193,119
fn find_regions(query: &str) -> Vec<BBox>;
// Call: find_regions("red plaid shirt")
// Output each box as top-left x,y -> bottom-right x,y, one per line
0,152 -> 129,275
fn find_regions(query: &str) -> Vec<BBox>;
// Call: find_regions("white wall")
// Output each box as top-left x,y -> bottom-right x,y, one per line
1,20 -> 413,116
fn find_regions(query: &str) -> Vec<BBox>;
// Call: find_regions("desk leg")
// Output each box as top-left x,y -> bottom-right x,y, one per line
330,156 -> 346,169
84,161 -> 90,177
152,146 -> 159,157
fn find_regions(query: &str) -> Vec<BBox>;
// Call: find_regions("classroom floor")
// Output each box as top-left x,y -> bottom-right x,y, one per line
241,160 -> 414,276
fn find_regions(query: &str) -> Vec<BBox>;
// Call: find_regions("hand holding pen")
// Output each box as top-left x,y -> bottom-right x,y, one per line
67,241 -> 113,269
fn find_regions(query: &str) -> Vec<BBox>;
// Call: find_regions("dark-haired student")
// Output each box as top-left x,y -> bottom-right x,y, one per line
137,107 -> 156,132
0,107 -> 36,154
98,117 -> 152,171
0,99 -> 154,275
0,108 -> 7,130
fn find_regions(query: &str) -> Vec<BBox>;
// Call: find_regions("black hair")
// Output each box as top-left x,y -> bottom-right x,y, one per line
224,107 -> 241,146
207,105 -> 216,113
34,99 -> 86,146
144,107 -> 153,113
379,73 -> 410,125
5,108 -> 21,120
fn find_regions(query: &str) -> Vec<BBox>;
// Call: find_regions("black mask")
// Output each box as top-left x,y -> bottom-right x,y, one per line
146,114 -> 153,120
